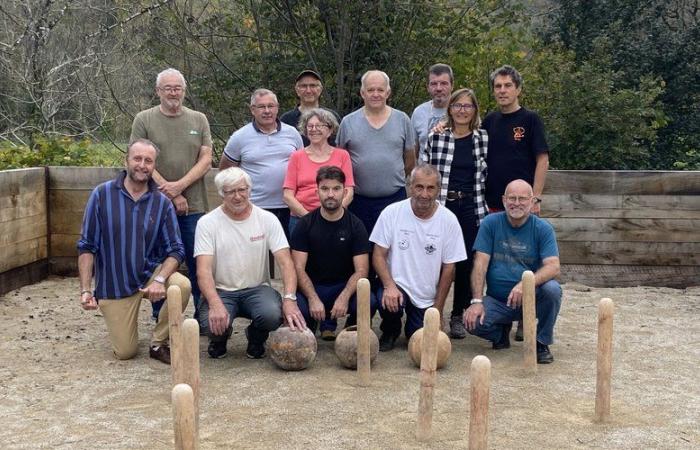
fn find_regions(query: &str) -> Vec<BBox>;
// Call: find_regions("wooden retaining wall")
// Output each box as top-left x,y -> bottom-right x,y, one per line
1,168 -> 698,295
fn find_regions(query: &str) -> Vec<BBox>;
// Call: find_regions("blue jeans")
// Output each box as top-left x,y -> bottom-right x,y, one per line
151,212 -> 204,319
288,215 -> 300,238
468,280 -> 562,345
198,285 -> 282,346
377,286 -> 428,340
296,282 -> 379,332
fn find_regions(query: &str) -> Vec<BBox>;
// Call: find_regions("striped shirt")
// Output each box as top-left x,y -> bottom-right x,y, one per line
77,171 -> 184,300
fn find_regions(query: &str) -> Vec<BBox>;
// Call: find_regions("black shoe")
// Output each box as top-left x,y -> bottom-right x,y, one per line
492,324 -> 511,350
537,342 -> 554,364
208,340 -> 227,359
379,333 -> 398,352
245,326 -> 266,359
515,321 -> 524,341
149,345 -> 171,364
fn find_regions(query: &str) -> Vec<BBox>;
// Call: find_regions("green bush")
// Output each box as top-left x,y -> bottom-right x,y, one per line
0,137 -> 124,170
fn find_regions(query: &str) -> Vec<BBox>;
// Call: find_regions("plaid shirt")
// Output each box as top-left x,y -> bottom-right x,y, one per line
421,128 -> 488,224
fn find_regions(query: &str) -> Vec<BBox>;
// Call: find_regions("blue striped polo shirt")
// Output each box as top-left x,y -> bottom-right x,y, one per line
77,171 -> 185,300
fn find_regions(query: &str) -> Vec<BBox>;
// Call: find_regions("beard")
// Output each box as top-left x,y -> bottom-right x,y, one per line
321,198 -> 340,212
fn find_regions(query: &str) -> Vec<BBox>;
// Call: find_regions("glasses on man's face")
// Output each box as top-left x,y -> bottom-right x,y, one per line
159,86 -> 184,94
253,104 -> 278,111
306,124 -> 329,130
223,187 -> 249,197
505,195 -> 532,204
450,103 -> 476,111
297,83 -> 320,90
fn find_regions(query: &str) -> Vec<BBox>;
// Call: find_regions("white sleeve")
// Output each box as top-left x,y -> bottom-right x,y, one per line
266,213 -> 289,253
193,216 -> 215,257
442,214 -> 468,263
369,208 -> 392,249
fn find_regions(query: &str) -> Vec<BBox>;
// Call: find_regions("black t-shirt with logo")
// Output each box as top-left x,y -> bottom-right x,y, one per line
482,107 -> 548,209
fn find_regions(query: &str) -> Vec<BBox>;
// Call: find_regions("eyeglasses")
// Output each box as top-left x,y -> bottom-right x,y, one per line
223,187 -> 249,197
306,124 -> 329,130
429,81 -> 450,88
504,195 -> 532,204
159,86 -> 184,94
297,83 -> 321,90
450,103 -> 476,111
253,104 -> 278,111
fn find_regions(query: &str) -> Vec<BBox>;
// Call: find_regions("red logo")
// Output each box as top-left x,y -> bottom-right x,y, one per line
250,234 -> 265,242
513,127 -> 525,141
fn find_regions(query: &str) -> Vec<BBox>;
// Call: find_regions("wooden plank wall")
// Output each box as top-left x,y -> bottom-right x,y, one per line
0,168 -> 49,295
1,168 -> 698,291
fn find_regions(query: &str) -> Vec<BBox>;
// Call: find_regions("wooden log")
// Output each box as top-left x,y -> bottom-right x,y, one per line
0,238 -> 48,273
171,383 -> 197,450
558,241 -> 700,266
595,298 -> 614,423
545,170 -> 700,195
182,319 -> 200,435
521,271 -> 537,373
416,307 -> 440,441
549,217 -> 699,243
168,285 -> 184,385
469,355 -> 491,450
356,277 -> 371,386
541,194 -> 700,219
47,166 -> 120,190
559,264 -> 700,289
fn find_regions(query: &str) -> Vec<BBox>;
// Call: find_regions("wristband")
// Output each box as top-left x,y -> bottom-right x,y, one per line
283,293 -> 297,302
81,290 -> 92,296
153,275 -> 166,284
470,298 -> 483,305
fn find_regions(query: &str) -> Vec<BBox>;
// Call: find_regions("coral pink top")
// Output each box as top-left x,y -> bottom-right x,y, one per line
283,148 -> 355,214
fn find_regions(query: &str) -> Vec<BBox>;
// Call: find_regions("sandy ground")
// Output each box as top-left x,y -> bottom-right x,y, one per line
1,276 -> 699,449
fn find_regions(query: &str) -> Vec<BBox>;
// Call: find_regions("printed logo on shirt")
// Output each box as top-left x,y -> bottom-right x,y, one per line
399,238 -> 409,250
189,130 -> 200,135
250,234 -> 265,242
424,243 -> 437,255
513,127 -> 525,142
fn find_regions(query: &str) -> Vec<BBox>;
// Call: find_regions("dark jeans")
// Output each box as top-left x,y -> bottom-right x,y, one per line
445,197 -> 479,318
296,281 -> 380,332
265,208 -> 290,278
198,285 -> 283,346
349,187 -> 406,236
377,285 -> 428,340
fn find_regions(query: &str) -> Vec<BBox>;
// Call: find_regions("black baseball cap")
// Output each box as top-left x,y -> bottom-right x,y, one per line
295,70 -> 322,82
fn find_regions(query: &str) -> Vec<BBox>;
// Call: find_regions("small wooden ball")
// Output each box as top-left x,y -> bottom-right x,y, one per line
267,326 -> 317,371
334,325 -> 379,369
408,328 -> 452,369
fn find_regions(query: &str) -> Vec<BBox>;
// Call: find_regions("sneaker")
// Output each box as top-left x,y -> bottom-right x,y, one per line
515,321 -> 524,341
537,342 -> 554,364
320,330 -> 336,341
449,316 -> 467,339
492,324 -> 511,350
379,333 -> 398,352
208,340 -> 227,359
149,345 -> 171,364
245,326 -> 265,359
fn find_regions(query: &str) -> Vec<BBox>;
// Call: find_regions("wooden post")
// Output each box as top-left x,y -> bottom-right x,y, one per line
172,383 -> 197,450
595,298 -> 614,422
521,270 -> 537,373
416,307 -> 440,441
469,355 -> 491,450
182,319 -> 200,434
357,277 -> 371,386
168,285 -> 184,385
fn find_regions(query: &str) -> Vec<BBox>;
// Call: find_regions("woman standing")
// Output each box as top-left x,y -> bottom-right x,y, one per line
422,88 -> 488,339
283,108 -> 355,235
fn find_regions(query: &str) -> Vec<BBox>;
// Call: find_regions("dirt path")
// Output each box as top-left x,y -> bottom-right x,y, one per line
1,277 -> 698,449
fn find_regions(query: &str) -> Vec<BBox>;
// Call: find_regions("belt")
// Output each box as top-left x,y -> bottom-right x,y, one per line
446,190 -> 472,201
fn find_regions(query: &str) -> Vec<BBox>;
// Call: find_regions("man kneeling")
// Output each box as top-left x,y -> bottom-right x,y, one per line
195,167 -> 306,359
463,179 -> 562,363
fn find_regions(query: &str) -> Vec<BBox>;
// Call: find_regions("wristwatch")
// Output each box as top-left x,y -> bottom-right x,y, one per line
533,197 -> 542,204
283,293 -> 297,302
470,298 -> 483,305
153,275 -> 166,284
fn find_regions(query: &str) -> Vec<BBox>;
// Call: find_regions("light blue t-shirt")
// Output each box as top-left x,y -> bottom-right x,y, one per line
223,121 -> 303,209
336,107 -> 416,197
411,100 -> 447,153
473,212 -> 559,301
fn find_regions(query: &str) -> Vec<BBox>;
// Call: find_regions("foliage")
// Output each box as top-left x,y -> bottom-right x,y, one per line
0,137 -> 123,170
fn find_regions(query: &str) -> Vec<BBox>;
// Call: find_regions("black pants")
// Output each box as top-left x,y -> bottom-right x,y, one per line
445,198 -> 479,318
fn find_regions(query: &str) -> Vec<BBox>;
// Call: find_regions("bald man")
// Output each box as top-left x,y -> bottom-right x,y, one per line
463,179 -> 562,364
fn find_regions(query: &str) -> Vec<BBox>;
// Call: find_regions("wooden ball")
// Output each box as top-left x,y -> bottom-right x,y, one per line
267,326 -> 317,371
334,325 -> 379,369
408,328 -> 452,369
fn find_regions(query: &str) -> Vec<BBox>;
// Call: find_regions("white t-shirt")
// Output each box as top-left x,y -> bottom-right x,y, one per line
194,205 -> 289,291
369,199 -> 467,308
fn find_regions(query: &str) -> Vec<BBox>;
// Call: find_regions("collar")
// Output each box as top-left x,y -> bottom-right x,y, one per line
114,170 -> 158,195
252,119 -> 282,134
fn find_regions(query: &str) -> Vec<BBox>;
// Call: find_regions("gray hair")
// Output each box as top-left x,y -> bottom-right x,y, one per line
297,108 -> 339,136
360,70 -> 391,91
408,164 -> 441,186
250,88 -> 279,106
489,65 -> 523,90
215,167 -> 252,197
155,68 -> 187,88
127,138 -> 160,156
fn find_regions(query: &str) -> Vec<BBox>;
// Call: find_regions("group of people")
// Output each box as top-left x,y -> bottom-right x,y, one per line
77,63 -> 563,367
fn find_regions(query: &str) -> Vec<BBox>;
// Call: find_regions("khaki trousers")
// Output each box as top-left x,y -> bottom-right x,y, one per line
99,271 -> 191,360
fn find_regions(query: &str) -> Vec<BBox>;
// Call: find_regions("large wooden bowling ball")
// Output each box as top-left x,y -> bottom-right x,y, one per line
334,325 -> 379,369
267,326 -> 317,371
408,328 -> 452,369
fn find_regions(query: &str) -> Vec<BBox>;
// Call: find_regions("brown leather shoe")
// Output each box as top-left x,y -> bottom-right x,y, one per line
149,345 -> 171,365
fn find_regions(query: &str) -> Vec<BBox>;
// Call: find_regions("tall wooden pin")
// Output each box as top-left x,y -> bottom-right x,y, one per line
595,297 -> 614,422
182,318 -> 201,433
172,383 -> 197,450
167,285 -> 185,384
416,307 -> 440,441
357,277 -> 371,386
469,355 -> 491,450
521,270 -> 537,373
